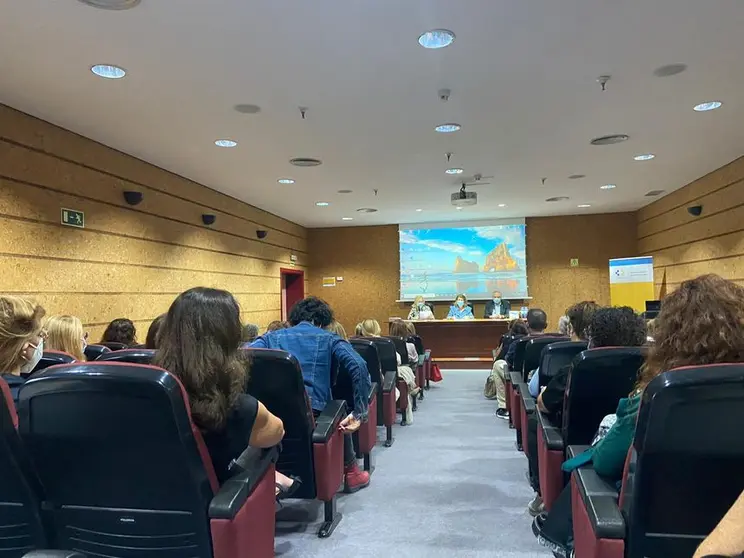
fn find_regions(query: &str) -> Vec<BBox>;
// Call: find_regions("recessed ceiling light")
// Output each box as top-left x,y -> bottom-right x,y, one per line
78,0 -> 140,9
356,207 -> 378,213
546,196 -> 570,202
337,189 -> 353,194
277,178 -> 295,184
498,203 -> 506,208
234,104 -> 262,114
577,204 -> 592,208
456,206 -> 463,210
415,208 -> 423,212
653,63 -> 687,78
290,157 -> 323,167
342,217 -> 353,221
600,184 -> 616,190
91,64 -> 126,79
445,168 -> 464,175
435,123 -> 461,133
634,153 -> 655,161
693,101 -> 722,112
418,29 -> 455,49
315,202 -> 329,207
215,139 -> 237,148
590,134 -> 629,146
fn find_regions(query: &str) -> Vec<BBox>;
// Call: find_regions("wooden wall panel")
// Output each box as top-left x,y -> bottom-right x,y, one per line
0,105 -> 306,340
637,156 -> 744,297
307,213 -> 638,334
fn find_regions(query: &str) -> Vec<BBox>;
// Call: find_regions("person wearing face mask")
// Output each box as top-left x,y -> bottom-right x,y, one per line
44,315 -> 87,361
446,294 -> 475,320
0,295 -> 46,404
484,290 -> 511,319
407,295 -> 434,320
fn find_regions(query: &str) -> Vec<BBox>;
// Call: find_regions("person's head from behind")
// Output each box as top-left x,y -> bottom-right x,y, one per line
0,296 -> 46,375
406,321 -> 416,336
587,306 -> 646,349
509,319 -> 529,337
526,308 -> 547,333
357,319 -> 381,337
493,290 -> 503,303
154,287 -> 245,431
45,315 -> 85,361
566,301 -> 600,341
288,296 -> 334,328
389,320 -> 410,339
145,314 -> 166,349
454,294 -> 467,308
266,320 -> 289,333
638,274 -> 744,389
557,315 -> 570,336
101,318 -> 136,346
325,320 -> 348,340
242,323 -> 259,343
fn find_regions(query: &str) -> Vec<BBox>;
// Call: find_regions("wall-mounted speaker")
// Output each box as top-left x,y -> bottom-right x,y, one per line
123,191 -> 144,206
202,214 -> 216,226
256,230 -> 268,239
687,205 -> 703,217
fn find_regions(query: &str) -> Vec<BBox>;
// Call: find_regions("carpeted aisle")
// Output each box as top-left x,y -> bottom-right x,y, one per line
275,370 -> 549,557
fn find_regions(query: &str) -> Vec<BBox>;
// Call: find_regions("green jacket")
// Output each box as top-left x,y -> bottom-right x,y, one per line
561,393 -> 641,482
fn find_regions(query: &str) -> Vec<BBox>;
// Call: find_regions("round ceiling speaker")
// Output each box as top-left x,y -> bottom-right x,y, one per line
590,134 -> 629,146
78,0 -> 141,9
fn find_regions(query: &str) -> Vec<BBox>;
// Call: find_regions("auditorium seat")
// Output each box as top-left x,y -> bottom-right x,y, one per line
243,349 -> 347,538
0,377 -> 48,557
495,333 -> 517,362
27,351 -> 76,378
385,335 -> 416,417
572,363 -> 744,558
100,342 -> 127,351
83,344 -> 110,361
506,337 -> 533,438
356,336 -> 402,430
95,348 -> 156,364
331,346 -> 379,472
18,362 -> 278,557
538,347 -> 646,510
407,334 -> 426,401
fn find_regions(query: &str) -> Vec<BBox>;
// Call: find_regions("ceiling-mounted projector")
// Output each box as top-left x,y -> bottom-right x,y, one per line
451,184 -> 478,206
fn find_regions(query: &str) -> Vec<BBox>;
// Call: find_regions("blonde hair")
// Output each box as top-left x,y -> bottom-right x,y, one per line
45,315 -> 85,361
0,295 -> 46,374
389,320 -> 410,339
356,319 -> 381,337
326,320 -> 348,340
413,295 -> 425,306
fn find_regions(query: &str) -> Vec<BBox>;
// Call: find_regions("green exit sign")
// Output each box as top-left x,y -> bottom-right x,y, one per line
570,258 -> 579,267
61,208 -> 85,228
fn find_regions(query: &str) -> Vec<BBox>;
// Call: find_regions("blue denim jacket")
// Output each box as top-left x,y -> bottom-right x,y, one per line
249,322 -> 370,420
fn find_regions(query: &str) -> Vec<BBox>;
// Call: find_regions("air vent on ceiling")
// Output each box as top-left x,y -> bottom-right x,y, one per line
234,104 -> 261,114
546,196 -> 570,202
645,190 -> 666,197
653,64 -> 687,78
590,134 -> 630,146
356,208 -> 378,213
337,189 -> 353,194
78,0 -> 141,9
290,158 -> 323,167
568,174 -> 586,180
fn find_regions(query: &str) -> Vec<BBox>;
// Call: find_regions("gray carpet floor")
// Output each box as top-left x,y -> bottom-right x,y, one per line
275,370 -> 550,557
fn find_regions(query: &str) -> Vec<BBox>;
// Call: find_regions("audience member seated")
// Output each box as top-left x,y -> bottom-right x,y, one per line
488,309 -> 547,420
0,295 -> 46,403
533,274 -> 744,557
389,319 -> 421,422
100,317 -> 137,348
484,290 -> 512,319
251,296 -> 372,493
694,489 -> 744,558
44,314 -> 86,361
266,320 -> 290,332
242,323 -> 259,343
407,295 -> 435,320
145,313 -> 165,349
446,293 -> 475,320
485,319 -> 529,403
325,320 -> 348,339
153,287 -> 297,499
557,315 -> 570,336
389,320 -> 419,367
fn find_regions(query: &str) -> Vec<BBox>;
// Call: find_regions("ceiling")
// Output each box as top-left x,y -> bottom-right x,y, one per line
1,0 -> 744,228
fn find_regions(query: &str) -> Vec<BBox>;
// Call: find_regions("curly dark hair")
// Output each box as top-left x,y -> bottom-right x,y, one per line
587,306 -> 646,348
508,319 -> 529,336
266,320 -> 289,332
566,301 -> 600,340
288,296 -> 334,328
154,287 -> 246,432
637,274 -> 744,390
101,318 -> 137,346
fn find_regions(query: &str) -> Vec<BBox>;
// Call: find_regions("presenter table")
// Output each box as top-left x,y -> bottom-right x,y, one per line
396,319 -> 509,369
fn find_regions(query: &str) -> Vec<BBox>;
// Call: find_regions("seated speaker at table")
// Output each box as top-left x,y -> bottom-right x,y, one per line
446,294 -> 475,320
484,290 -> 512,319
408,295 -> 435,320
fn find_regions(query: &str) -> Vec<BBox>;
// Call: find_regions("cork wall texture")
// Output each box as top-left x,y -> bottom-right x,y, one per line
308,214 -> 638,332
638,156 -> 744,296
0,105 -> 307,341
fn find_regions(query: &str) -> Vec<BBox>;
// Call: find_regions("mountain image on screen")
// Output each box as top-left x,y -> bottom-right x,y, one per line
399,223 -> 529,301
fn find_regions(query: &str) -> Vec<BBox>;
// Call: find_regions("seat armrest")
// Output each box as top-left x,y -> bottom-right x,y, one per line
509,371 -> 522,388
312,399 -> 347,443
577,480 -> 625,539
369,382 -> 378,402
209,446 -> 279,520
575,466 -> 620,498
382,370 -> 397,392
23,553 -> 88,558
538,412 -> 564,451
567,445 -> 591,460
520,389 -> 536,413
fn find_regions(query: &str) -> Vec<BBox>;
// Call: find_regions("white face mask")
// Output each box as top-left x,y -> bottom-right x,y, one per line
20,339 -> 44,375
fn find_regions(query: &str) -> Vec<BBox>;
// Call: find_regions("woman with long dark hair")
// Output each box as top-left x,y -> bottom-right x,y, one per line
154,287 -> 297,497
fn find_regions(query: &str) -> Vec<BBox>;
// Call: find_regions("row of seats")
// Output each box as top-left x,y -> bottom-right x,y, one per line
501,335 -> 744,557
2,332 -> 435,557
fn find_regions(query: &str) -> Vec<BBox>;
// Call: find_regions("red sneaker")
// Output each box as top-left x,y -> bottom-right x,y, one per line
344,463 -> 370,493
